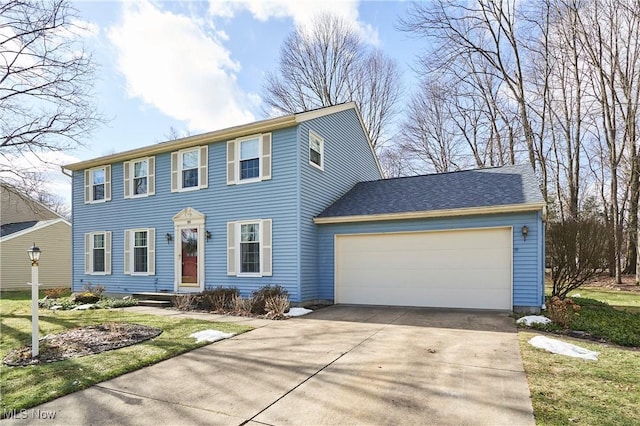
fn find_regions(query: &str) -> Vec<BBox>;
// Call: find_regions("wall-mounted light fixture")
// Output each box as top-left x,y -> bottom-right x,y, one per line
521,225 -> 529,241
165,233 -> 173,244
205,230 -> 212,240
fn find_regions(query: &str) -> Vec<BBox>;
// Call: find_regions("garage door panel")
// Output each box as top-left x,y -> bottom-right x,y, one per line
335,228 -> 512,310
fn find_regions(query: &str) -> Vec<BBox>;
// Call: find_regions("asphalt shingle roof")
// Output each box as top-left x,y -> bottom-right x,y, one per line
317,165 -> 545,219
1,221 -> 38,238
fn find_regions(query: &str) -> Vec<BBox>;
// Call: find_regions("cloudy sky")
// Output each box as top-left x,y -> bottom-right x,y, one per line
39,1 -> 420,201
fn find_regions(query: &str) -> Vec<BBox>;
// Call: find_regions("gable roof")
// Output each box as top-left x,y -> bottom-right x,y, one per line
315,165 -> 546,224
63,102 -> 380,174
0,219 -> 70,242
1,221 -> 38,238
1,183 -> 63,225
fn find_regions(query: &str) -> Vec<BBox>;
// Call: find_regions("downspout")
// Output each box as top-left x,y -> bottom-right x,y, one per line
295,126 -> 302,303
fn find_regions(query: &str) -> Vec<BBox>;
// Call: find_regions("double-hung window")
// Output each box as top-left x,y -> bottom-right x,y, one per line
124,228 -> 156,275
309,131 -> 324,169
171,146 -> 208,192
240,223 -> 260,273
227,219 -> 272,276
240,138 -> 260,180
227,133 -> 271,185
84,231 -> 111,275
124,157 -> 155,198
84,166 -> 111,203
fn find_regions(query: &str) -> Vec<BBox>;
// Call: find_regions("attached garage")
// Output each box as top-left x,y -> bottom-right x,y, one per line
314,165 -> 547,312
335,227 -> 512,310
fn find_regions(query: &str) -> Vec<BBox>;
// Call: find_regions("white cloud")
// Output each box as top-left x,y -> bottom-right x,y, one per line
0,151 -> 79,204
107,0 -> 256,133
208,0 -> 379,45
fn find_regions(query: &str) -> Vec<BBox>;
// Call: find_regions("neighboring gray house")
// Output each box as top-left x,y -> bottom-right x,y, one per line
64,103 -> 546,311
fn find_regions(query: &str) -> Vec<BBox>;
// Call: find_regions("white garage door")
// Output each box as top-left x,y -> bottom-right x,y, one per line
335,227 -> 512,310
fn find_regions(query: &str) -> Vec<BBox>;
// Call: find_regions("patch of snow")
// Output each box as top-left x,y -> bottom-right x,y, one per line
72,304 -> 96,310
190,329 -> 235,343
572,293 -> 581,298
529,335 -> 599,361
51,305 -> 63,311
517,315 -> 551,326
286,307 -> 313,317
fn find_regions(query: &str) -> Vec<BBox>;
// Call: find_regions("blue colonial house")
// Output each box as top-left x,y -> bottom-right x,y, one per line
64,103 -> 546,312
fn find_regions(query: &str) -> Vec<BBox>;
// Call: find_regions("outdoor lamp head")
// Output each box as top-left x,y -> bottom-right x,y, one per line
28,243 -> 41,264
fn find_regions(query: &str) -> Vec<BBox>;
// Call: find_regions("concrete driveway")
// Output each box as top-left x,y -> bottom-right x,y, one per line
9,306 -> 535,425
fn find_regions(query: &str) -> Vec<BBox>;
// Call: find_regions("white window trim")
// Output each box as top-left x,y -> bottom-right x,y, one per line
228,218 -> 272,277
124,157 -> 155,199
84,165 -> 111,204
124,228 -> 156,276
237,220 -> 261,276
309,130 -> 324,170
172,147 -> 208,192
227,133 -> 271,185
84,231 -> 111,275
236,135 -> 262,185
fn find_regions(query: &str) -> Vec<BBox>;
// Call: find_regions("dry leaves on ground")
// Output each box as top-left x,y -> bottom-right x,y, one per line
3,323 -> 162,366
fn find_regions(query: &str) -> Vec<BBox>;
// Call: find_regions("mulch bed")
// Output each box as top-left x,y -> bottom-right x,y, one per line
3,323 -> 162,367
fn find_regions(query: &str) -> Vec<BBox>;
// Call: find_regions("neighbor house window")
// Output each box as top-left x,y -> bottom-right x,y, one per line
84,231 -> 111,275
124,157 -> 155,198
226,219 -> 272,276
226,134 -> 272,185
309,131 -> 324,169
124,228 -> 156,275
84,166 -> 111,203
171,146 -> 208,192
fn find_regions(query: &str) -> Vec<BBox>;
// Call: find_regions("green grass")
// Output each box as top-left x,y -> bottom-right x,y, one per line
0,291 -> 251,414
520,331 -> 640,425
529,297 -> 640,347
568,288 -> 640,311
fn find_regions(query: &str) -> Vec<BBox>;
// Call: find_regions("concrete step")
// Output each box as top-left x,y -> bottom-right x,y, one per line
137,299 -> 172,308
132,292 -> 178,302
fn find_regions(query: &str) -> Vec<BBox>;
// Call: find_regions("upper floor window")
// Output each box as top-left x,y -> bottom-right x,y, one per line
240,138 -> 260,180
84,231 -> 111,275
84,166 -> 111,204
124,157 -> 155,198
124,228 -> 156,275
171,146 -> 208,192
227,133 -> 272,185
309,131 -> 324,170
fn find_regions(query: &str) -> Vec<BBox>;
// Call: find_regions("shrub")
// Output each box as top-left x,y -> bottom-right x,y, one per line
546,218 -> 609,298
44,287 -> 70,298
546,296 -> 581,328
230,293 -> 254,315
82,282 -> 105,296
251,285 -> 289,315
97,297 -> 139,309
39,296 -> 76,310
70,292 -> 101,304
173,293 -> 199,311
201,287 -> 239,312
264,294 -> 290,319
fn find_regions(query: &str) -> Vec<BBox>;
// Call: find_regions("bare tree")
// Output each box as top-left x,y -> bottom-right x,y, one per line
400,0 -> 539,180
263,13 -> 401,148
0,0 -> 101,187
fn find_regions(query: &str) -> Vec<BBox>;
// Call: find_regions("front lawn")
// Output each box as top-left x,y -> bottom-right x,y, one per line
519,293 -> 640,425
568,288 -> 640,311
0,291 -> 251,414
520,331 -> 640,425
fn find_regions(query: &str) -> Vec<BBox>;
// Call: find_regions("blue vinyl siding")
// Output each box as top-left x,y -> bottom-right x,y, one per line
316,211 -> 544,309
298,109 -> 382,302
72,127 -> 301,300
